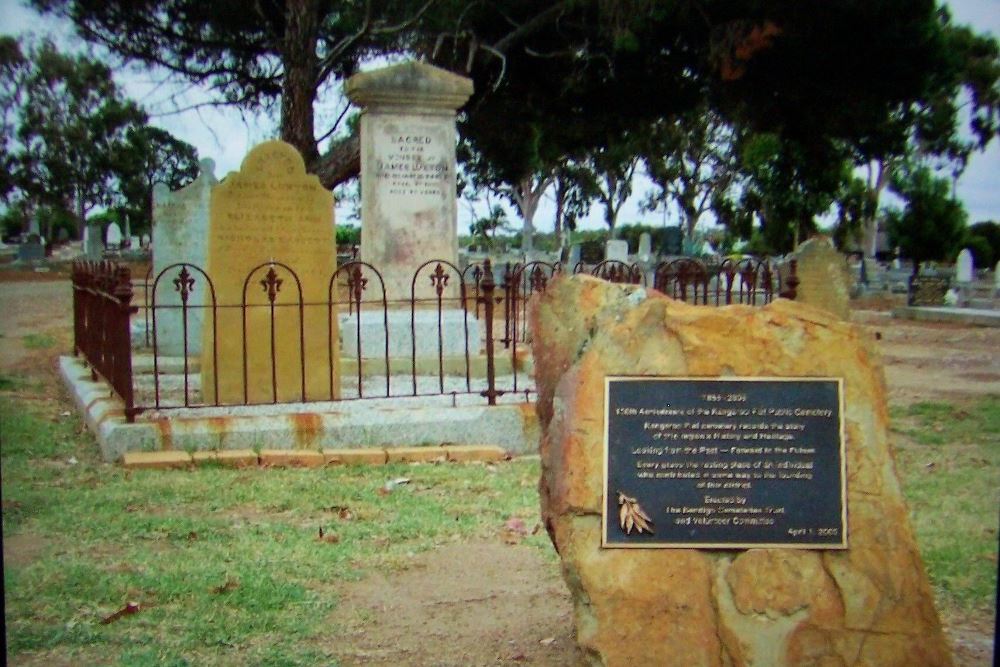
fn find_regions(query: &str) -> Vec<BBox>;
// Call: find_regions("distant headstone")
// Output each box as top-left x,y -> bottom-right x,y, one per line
568,243 -> 582,269
151,158 -> 217,356
908,275 -> 950,306
637,232 -> 652,261
84,223 -> 103,259
141,233 -> 151,247
105,222 -> 123,248
17,237 -> 45,261
346,61 -> 473,301
129,235 -> 140,249
605,239 -> 628,263
660,226 -> 683,256
27,217 -> 40,236
579,240 -> 603,264
201,141 -> 339,404
955,248 -> 974,283
995,260 -> 1000,293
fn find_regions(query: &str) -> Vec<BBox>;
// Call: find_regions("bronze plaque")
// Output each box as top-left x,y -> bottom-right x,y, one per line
603,377 -> 846,549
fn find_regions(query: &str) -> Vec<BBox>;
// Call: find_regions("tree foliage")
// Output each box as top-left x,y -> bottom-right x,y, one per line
641,107 -> 738,241
885,164 -> 967,274
1,37 -> 198,238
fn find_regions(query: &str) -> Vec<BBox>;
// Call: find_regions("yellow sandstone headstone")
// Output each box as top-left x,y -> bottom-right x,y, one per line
201,140 -> 339,404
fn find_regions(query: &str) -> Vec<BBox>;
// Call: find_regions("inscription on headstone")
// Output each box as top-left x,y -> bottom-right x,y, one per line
603,377 -> 846,549
346,61 -> 473,301
201,141 -> 339,404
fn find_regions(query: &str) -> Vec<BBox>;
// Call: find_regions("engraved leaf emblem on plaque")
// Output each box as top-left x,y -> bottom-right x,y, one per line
617,491 -> 654,536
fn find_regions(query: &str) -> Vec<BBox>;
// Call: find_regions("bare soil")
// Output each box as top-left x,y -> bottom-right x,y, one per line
1,279 -> 996,666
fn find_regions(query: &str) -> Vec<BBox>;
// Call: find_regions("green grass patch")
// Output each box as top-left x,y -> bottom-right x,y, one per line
891,396 -> 999,614
1,395 -> 546,665
22,333 -> 57,350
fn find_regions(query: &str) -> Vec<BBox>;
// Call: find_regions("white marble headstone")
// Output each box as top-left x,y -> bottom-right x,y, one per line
105,222 -> 123,248
85,223 -> 103,259
605,239 -> 629,263
346,61 -> 473,302
638,232 -> 652,262
151,158 -> 217,356
955,248 -> 974,283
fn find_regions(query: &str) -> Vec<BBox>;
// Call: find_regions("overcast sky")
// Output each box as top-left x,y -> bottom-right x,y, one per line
2,0 -> 998,233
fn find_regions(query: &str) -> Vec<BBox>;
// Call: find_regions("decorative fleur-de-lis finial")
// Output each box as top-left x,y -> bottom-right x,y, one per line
172,266 -> 195,304
260,266 -> 283,303
429,263 -> 449,297
529,265 -> 547,292
347,264 -> 368,307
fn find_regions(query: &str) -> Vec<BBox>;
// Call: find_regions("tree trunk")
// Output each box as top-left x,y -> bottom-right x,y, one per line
280,0 -> 321,167
313,133 -> 361,190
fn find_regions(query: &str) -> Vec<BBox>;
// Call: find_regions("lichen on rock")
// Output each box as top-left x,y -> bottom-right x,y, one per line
530,274 -> 951,667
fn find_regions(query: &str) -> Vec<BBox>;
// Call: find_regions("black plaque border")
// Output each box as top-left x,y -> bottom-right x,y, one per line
602,376 -> 848,550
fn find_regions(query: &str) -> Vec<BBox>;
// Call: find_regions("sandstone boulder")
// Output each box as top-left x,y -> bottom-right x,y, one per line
530,274 -> 950,667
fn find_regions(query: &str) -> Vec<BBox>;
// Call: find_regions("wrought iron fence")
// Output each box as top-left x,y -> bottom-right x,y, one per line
75,255 -> 797,423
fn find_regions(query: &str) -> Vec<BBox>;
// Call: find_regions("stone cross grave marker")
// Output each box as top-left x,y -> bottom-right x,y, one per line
151,158 -> 217,356
201,141 -> 338,404
346,61 -> 473,302
955,248 -> 974,283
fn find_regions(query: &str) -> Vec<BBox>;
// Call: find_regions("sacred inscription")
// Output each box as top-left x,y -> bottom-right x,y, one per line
373,127 -> 450,199
603,377 -> 846,549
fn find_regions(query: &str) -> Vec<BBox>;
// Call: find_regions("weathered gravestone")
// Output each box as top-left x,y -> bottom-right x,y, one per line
637,232 -> 652,262
342,61 -> 480,360
105,222 -> 123,249
794,235 -> 852,320
955,248 -> 974,283
908,275 -> 950,307
568,244 -> 582,269
346,61 -> 472,301
17,234 -> 45,261
84,223 -> 103,259
530,275 -> 951,666
605,239 -> 629,263
201,141 -> 339,404
151,158 -> 217,356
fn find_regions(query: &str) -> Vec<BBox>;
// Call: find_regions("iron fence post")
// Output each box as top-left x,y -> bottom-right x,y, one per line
478,259 -> 502,406
780,259 -> 800,300
113,265 -> 139,422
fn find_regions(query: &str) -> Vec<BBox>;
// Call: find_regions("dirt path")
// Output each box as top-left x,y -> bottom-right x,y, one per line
1,279 -> 996,665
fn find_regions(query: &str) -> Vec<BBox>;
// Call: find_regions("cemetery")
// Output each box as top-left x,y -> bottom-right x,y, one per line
2,3 -> 999,667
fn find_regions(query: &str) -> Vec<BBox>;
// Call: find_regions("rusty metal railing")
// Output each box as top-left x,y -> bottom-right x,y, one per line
72,260 -> 138,421
71,255 -> 797,423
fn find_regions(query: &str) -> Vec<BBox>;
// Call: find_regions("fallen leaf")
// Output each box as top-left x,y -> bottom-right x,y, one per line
617,492 -> 654,536
318,526 -> 340,544
210,579 -> 240,594
66,456 -> 78,466
100,601 -> 140,625
186,531 -> 198,541
539,637 -> 556,646
501,517 -> 529,545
